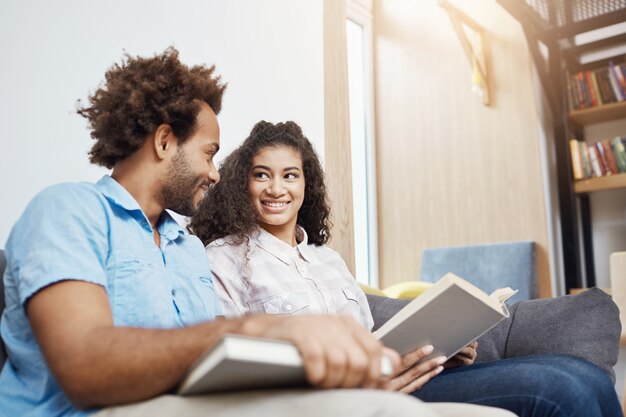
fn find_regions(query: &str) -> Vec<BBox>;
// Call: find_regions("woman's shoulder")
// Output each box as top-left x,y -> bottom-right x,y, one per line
206,233 -> 258,257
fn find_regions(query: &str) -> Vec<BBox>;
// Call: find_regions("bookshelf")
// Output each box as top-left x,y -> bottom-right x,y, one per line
569,101 -> 626,126
498,0 -> 626,293
574,174 -> 626,194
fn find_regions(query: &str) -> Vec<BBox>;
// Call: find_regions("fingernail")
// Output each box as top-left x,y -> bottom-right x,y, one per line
422,345 -> 434,354
436,356 -> 447,365
435,366 -> 444,374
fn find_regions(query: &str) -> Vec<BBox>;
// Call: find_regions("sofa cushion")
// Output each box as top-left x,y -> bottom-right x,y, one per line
504,288 -> 620,382
367,288 -> 621,383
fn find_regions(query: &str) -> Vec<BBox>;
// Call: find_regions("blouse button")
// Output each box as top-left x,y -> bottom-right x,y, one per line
286,304 -> 292,311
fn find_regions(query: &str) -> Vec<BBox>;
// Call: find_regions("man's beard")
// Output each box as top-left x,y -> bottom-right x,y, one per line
160,148 -> 207,217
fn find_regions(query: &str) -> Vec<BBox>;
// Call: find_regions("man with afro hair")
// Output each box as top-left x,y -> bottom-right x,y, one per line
0,47 -> 510,417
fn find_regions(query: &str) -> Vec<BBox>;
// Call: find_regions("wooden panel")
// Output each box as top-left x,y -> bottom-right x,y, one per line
324,0 -> 356,273
373,0 -> 552,297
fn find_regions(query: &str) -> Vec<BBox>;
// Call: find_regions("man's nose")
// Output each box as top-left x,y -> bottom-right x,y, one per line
208,165 -> 220,184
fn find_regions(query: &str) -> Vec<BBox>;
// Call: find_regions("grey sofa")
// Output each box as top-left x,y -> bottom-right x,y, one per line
0,249 -> 621,384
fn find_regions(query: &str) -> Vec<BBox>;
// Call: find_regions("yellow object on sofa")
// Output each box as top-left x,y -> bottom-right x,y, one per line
383,281 -> 434,299
358,281 -> 434,299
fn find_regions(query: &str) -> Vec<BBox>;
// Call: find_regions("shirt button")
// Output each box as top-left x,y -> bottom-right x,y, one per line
286,304 -> 292,311
171,289 -> 176,296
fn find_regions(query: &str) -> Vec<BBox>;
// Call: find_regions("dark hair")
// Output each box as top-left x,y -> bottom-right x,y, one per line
189,121 -> 332,246
77,46 -> 226,168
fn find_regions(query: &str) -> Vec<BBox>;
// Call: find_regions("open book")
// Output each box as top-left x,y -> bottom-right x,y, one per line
373,273 -> 517,359
177,273 -> 515,395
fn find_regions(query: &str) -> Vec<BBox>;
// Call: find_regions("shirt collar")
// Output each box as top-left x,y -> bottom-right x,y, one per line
254,225 -> 314,264
95,175 -> 184,240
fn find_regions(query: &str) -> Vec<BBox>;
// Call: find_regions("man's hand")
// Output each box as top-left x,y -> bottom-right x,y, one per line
443,341 -> 478,369
379,345 -> 446,393
239,314 -> 401,389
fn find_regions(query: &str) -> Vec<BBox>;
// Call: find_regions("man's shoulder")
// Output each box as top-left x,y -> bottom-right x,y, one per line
8,181 -> 111,246
31,182 -> 104,205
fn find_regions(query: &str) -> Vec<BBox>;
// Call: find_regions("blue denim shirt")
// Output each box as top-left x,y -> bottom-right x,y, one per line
0,175 -> 221,417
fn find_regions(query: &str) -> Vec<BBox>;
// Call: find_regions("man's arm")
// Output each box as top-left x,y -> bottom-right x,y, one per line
28,280 -> 396,409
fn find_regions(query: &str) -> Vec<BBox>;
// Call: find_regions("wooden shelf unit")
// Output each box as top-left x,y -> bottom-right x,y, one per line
498,0 -> 626,292
569,101 -> 626,126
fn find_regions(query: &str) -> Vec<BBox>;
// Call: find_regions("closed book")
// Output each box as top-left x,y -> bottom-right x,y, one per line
596,69 -> 617,104
589,71 -> 603,106
585,71 -> 599,107
578,72 -> 592,109
569,139 -> 584,180
607,65 -> 624,101
588,146 -> 603,178
579,141 -> 591,178
611,137 -> 626,173
602,139 -> 620,175
373,273 -> 515,360
609,61 -> 626,96
595,141 -> 610,176
177,335 -> 306,395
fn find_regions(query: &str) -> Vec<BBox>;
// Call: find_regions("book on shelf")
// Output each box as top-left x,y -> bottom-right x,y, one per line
595,141 -> 611,176
569,139 -> 584,180
177,273 -> 516,395
613,137 -> 626,173
567,63 -> 626,111
579,142 -> 591,179
588,146 -> 603,178
601,139 -> 620,175
608,62 -> 625,101
373,273 -> 516,359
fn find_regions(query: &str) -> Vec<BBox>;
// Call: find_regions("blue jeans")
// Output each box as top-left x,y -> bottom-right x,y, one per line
412,355 -> 622,417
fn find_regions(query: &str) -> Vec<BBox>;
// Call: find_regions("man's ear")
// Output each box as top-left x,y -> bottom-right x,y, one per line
153,124 -> 177,160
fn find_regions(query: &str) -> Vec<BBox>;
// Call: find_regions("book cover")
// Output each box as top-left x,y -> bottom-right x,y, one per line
602,139 -> 620,175
373,273 -> 515,360
595,141 -> 610,176
611,137 -> 626,173
607,65 -> 625,101
596,69 -> 617,104
588,146 -> 603,178
569,139 -> 584,180
177,335 -> 306,395
609,61 -> 626,96
585,71 -> 598,107
579,141 -> 591,178
578,72 -> 592,108
589,71 -> 603,106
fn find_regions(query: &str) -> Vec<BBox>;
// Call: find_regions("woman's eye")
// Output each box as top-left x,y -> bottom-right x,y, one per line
253,172 -> 269,180
285,173 -> 299,180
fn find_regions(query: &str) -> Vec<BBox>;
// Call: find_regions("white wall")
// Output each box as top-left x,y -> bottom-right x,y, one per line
0,0 -> 324,244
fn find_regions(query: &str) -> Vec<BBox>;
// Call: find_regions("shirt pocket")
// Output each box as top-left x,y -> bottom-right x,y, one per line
254,291 -> 311,315
332,286 -> 363,319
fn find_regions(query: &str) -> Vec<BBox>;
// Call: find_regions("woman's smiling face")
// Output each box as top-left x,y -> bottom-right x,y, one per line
248,145 -> 305,241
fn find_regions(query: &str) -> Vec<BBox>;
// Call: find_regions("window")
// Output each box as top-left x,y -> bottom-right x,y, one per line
346,1 -> 378,287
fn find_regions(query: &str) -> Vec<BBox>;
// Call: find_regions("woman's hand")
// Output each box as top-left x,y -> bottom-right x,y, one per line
379,345 -> 446,393
444,341 -> 478,369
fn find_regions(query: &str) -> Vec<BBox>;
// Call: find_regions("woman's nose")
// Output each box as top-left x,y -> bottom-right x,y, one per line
267,179 -> 285,195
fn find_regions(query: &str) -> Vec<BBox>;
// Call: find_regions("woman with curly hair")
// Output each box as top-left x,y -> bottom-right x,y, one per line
189,120 -> 375,328
189,120 -> 454,393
